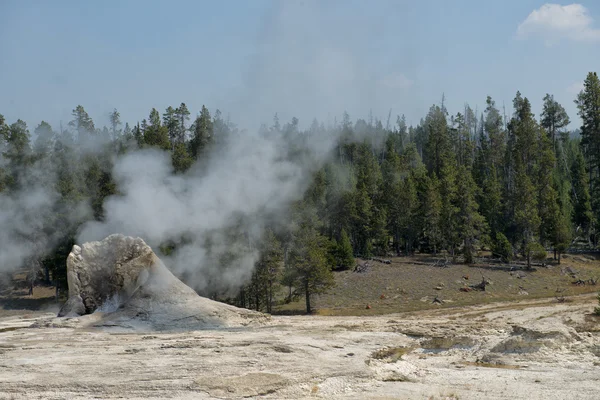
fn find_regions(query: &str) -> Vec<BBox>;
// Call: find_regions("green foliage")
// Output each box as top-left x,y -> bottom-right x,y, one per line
5,72 -> 600,310
171,142 -> 193,173
493,232 -> 513,263
571,150 -> 594,237
248,229 -> 283,313
454,165 -> 487,263
525,242 -> 547,269
190,105 -> 213,159
418,174 -> 442,253
288,224 -> 334,313
576,72 -> 600,236
335,229 -> 354,270
69,105 -> 95,137
541,93 -> 570,146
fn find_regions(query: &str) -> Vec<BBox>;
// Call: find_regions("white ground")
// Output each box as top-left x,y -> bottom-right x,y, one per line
0,294 -> 599,400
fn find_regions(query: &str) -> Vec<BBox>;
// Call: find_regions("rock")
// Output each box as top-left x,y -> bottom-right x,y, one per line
490,320 -> 581,354
57,234 -> 268,330
59,235 -> 155,316
57,294 -> 85,317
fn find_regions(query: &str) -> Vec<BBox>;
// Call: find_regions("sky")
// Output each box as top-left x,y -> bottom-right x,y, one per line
1,0 -> 599,132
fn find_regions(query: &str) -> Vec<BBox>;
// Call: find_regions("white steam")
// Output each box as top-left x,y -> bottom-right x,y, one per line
0,152 -> 92,275
78,127 -> 337,294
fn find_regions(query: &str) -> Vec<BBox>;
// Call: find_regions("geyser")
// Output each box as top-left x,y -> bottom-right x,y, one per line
58,234 -> 268,330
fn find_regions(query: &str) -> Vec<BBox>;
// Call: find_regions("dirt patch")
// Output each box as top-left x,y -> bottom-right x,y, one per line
195,372 -> 290,397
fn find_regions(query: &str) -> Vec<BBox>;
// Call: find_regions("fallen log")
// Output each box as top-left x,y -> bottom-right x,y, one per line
469,277 -> 490,291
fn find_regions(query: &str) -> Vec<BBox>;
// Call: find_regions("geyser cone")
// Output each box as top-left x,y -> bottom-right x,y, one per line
58,234 -> 268,330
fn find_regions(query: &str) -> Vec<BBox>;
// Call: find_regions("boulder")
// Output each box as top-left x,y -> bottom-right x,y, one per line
58,234 -> 268,330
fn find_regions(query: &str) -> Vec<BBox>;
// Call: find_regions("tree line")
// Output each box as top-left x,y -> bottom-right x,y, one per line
1,72 -> 599,313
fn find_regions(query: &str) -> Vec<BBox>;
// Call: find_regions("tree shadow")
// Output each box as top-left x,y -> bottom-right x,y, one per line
270,309 -> 312,316
0,296 -> 58,311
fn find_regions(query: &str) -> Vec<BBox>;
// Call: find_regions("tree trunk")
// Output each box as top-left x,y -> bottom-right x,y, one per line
305,279 -> 311,314
238,287 -> 245,308
267,279 -> 272,314
527,253 -> 531,270
558,251 -> 561,265
45,265 -> 50,284
553,248 -> 557,260
255,293 -> 260,312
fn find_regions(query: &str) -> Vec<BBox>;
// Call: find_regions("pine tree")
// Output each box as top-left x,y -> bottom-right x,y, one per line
33,121 -> 54,155
571,150 -> 594,240
552,211 -> 571,264
3,120 -> 32,190
171,142 -> 193,173
484,96 -> 506,171
288,225 -> 334,314
143,109 -> 170,150
455,165 -> 487,263
480,165 -> 503,235
514,168 -> 541,255
252,229 -> 283,313
175,103 -> 190,143
541,94 -> 569,150
0,115 -> 9,192
576,72 -> 600,226
507,93 -> 543,252
163,106 -> 179,148
109,109 -> 121,139
350,183 -> 373,256
69,105 -> 95,140
424,105 -> 450,176
439,163 -> 459,257
398,173 -> 418,254
336,228 -> 354,269
190,105 -> 213,159
537,129 -> 560,247
418,174 -> 442,253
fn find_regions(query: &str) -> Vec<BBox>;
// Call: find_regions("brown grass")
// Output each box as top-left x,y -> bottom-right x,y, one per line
275,253 -> 600,316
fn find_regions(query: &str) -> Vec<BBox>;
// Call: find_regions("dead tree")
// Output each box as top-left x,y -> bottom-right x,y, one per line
430,256 -> 451,269
470,275 -> 490,291
354,261 -> 371,273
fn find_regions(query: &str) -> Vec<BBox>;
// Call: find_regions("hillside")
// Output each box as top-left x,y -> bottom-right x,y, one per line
276,253 -> 600,315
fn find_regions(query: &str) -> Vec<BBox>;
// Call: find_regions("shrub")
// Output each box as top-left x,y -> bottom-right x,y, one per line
525,242 -> 546,269
493,233 -> 513,263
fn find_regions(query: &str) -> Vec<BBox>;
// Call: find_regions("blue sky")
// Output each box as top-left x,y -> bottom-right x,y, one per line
1,1 -> 599,132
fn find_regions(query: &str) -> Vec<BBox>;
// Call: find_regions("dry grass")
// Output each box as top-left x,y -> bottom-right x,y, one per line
275,253 -> 600,316
370,346 -> 414,362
